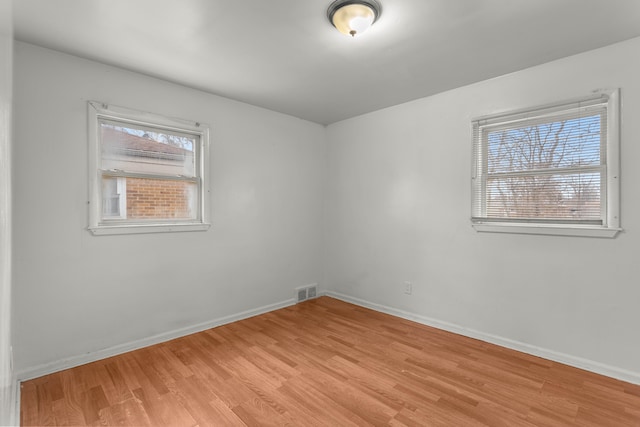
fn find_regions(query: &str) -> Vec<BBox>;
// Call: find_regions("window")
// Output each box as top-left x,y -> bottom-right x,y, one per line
471,90 -> 621,237
88,102 -> 210,235
101,177 -> 126,219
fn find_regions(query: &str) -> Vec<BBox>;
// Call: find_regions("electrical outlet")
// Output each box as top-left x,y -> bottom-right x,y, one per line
404,281 -> 412,295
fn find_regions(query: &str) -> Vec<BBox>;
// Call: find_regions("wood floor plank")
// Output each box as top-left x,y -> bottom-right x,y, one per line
79,385 -> 109,425
58,369 -> 87,426
21,296 -> 640,426
96,396 -> 152,427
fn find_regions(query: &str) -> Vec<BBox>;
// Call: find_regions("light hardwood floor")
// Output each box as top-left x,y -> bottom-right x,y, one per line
20,297 -> 640,426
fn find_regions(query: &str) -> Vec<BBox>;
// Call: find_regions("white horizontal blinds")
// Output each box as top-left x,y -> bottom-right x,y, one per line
98,119 -> 200,222
471,122 -> 484,217
472,96 -> 608,224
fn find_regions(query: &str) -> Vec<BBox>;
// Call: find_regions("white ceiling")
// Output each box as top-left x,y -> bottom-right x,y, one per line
13,0 -> 640,125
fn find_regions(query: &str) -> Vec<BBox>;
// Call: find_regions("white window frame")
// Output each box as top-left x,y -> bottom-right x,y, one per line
471,89 -> 621,238
88,101 -> 211,235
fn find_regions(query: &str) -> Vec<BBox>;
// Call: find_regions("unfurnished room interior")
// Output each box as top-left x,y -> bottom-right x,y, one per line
1,0 -> 640,426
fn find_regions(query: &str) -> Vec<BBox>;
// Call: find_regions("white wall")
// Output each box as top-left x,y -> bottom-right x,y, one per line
326,37 -> 640,380
12,42 -> 326,375
0,0 -> 13,423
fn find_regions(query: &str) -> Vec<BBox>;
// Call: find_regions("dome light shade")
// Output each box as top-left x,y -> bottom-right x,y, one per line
327,0 -> 381,37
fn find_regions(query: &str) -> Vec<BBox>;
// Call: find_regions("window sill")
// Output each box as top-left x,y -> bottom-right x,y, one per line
89,222 -> 210,236
472,222 -> 621,238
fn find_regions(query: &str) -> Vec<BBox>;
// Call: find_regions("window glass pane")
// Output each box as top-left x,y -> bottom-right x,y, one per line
101,176 -> 121,217
487,114 -> 602,174
102,176 -> 197,221
486,173 -> 601,220
100,122 -> 196,177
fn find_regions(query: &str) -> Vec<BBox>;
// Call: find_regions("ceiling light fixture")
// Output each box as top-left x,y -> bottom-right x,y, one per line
327,0 -> 381,37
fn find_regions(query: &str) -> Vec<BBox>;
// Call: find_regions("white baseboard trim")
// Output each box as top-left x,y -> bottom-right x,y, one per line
16,298 -> 296,382
326,291 -> 640,386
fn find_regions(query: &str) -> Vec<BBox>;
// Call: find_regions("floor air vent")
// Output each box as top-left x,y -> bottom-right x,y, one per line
296,284 -> 318,303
